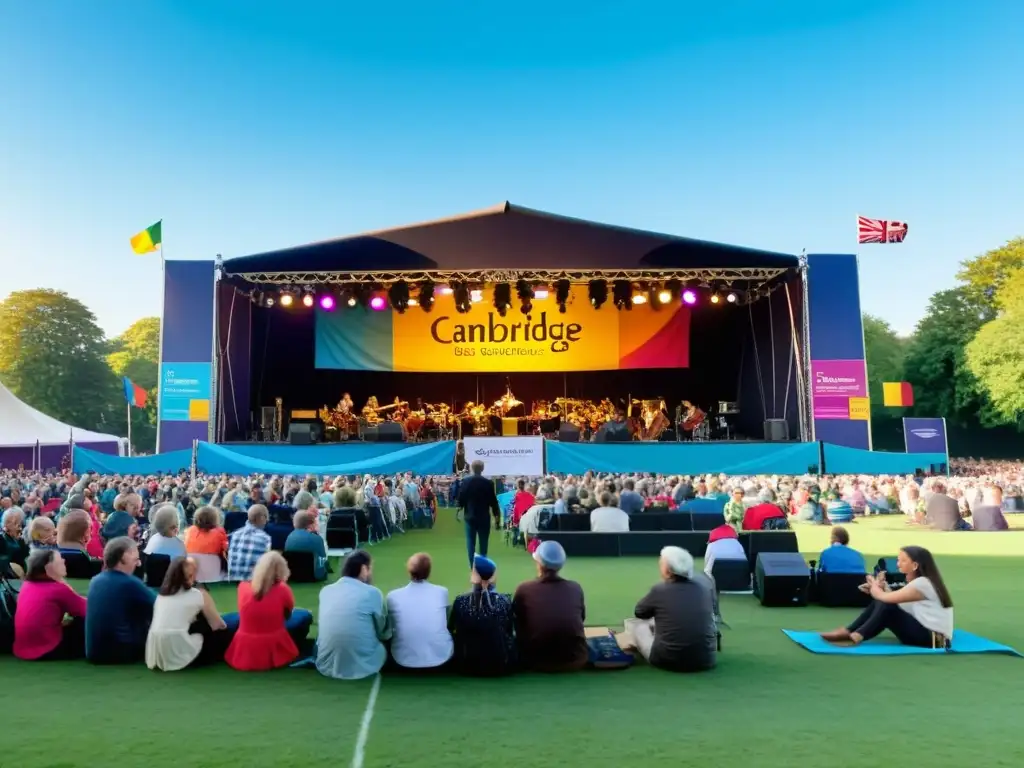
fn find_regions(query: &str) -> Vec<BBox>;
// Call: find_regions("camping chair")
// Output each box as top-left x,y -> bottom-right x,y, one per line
144,553 -> 172,588
282,551 -> 320,583
325,512 -> 358,557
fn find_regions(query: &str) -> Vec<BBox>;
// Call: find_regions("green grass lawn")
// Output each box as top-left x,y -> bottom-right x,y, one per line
3,512 -> 1024,768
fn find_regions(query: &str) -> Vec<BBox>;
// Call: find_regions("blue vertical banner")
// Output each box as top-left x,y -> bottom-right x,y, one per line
903,417 -> 949,456
158,260 -> 216,452
806,254 -> 871,449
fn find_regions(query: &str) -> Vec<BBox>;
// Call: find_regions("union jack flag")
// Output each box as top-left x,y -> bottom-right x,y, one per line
858,216 -> 908,244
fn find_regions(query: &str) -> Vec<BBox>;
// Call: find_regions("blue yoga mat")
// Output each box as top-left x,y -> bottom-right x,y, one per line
783,629 -> 1022,657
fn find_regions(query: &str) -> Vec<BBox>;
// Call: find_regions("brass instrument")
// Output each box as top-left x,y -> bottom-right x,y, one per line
274,397 -> 283,441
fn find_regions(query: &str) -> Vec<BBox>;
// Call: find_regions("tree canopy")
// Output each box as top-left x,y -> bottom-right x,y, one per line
966,268 -> 1024,427
107,317 -> 161,452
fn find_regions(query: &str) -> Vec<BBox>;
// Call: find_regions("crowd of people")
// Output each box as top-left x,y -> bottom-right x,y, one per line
0,456 -> 1013,676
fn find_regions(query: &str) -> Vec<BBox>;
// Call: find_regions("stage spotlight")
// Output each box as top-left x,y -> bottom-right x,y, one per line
682,289 -> 697,305
710,292 -> 721,305
439,285 -> 453,295
555,279 -> 571,313
279,293 -> 294,308
408,298 -> 419,307
470,289 -> 483,303
319,295 -> 336,311
612,280 -> 632,310
302,293 -> 315,308
493,283 -> 512,317
658,289 -> 672,304
346,296 -> 357,307
452,282 -> 472,313
534,289 -> 549,300
369,295 -> 387,311
726,291 -> 738,303
388,281 -> 410,313
516,279 -> 534,315
632,294 -> 647,305
588,279 -> 608,309
418,280 -> 435,311
265,297 -> 275,307
665,278 -> 682,301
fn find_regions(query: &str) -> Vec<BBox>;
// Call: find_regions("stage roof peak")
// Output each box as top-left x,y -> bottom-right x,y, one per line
222,202 -> 799,276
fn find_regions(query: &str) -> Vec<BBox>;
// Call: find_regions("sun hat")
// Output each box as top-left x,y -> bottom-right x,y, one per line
533,540 -> 566,570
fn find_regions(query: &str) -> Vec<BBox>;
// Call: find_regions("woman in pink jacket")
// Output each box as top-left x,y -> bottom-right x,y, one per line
13,549 -> 88,661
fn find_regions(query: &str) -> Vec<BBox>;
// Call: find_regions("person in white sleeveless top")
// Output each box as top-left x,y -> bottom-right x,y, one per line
146,557 -> 230,671
820,545 -> 953,647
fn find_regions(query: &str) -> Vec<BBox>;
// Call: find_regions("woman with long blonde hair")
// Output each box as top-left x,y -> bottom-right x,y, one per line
223,551 -> 313,670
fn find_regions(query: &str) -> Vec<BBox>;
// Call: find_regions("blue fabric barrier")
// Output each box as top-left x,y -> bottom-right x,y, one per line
823,444 -> 948,475
783,629 -> 1021,657
195,441 -> 455,476
216,443 -> 408,464
544,441 -> 820,476
72,446 -> 193,476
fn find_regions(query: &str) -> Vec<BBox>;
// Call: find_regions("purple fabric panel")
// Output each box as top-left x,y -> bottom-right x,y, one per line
816,420 -> 871,458
218,283 -> 252,441
0,442 -> 116,472
160,421 -> 207,453
163,261 -> 216,363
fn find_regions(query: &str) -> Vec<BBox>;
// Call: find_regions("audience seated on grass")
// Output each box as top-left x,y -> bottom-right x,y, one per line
14,549 -> 88,661
790,488 -> 823,523
316,550 -> 392,680
590,492 -> 630,533
185,505 -> 229,558
85,536 -> 155,665
817,526 -> 866,574
820,546 -> 953,648
57,509 -> 96,559
386,552 -> 453,671
1,508 -> 28,576
144,504 -> 187,559
626,546 -> 717,673
27,516 -> 57,553
513,540 -> 588,673
703,524 -> 746,578
742,495 -> 788,531
618,479 -> 645,515
224,551 -> 312,671
926,482 -> 971,531
65,493 -> 104,559
147,556 -> 231,671
723,487 -> 746,529
970,485 -> 1009,532
227,504 -> 272,582
102,493 -> 142,541
284,510 -> 328,581
448,555 -> 517,677
826,500 -> 854,524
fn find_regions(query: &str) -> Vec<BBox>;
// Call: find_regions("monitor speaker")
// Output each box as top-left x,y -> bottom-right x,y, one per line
558,423 -> 581,443
288,423 -> 314,446
594,421 -> 631,443
369,421 -> 406,443
754,552 -> 810,606
763,419 -> 789,442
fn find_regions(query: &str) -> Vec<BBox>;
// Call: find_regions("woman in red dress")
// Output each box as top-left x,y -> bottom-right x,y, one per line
224,551 -> 313,671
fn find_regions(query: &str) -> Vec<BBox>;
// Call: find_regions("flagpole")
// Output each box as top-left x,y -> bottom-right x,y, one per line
127,403 -> 133,457
156,219 -> 166,453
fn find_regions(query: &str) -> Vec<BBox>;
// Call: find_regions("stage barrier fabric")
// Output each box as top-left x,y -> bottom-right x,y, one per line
73,446 -> 194,476
823,444 -> 948,475
216,443 -> 414,464
545,441 -> 821,476
315,292 -> 690,373
195,441 -> 456,477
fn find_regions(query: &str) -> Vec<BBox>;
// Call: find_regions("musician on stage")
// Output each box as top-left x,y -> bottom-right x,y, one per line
338,393 -> 353,414
679,401 -> 705,441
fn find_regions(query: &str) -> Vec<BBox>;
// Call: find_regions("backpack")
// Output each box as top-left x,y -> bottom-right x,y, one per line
0,566 -> 19,654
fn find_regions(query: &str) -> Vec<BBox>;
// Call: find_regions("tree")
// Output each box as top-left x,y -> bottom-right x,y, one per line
107,317 -> 160,453
901,288 -> 988,426
966,268 -> 1024,428
862,314 -> 907,448
957,237 -> 1024,312
0,289 -> 122,432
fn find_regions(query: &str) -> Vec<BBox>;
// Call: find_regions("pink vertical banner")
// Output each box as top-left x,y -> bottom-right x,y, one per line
811,359 -> 867,420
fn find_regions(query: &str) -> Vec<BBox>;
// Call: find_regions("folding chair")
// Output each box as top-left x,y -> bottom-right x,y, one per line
282,551 -> 320,583
325,513 -> 358,558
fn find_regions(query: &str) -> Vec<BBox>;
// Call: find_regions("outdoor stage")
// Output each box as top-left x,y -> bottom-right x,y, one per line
154,202 -> 880,460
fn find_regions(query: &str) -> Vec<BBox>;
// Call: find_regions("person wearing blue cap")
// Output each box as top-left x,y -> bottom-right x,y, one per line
512,541 -> 588,672
448,554 -> 517,676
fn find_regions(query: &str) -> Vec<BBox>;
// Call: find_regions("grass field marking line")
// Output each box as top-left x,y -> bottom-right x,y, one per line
351,673 -> 382,768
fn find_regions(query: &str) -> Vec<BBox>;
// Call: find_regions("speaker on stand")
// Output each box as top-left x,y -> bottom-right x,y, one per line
763,419 -> 789,442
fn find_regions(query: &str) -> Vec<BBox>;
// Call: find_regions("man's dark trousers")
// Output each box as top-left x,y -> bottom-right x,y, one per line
465,519 -> 491,566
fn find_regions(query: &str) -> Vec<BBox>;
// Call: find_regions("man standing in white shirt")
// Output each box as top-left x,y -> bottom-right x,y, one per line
386,552 -> 453,670
590,492 -> 630,533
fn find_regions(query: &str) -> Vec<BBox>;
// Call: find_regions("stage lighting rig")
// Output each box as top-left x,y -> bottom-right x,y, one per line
726,291 -> 739,303
588,279 -> 608,309
555,279 -> 571,313
665,278 -> 682,301
388,280 -> 410,313
516,279 -> 534,315
493,282 -> 512,317
418,280 -> 435,311
279,291 -> 295,308
612,280 -> 632,310
452,281 -> 472,313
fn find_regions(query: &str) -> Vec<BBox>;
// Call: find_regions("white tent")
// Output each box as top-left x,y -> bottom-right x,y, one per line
0,379 -> 125,450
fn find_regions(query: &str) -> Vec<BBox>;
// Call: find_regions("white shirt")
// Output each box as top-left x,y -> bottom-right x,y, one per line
703,537 -> 747,576
900,576 -> 954,638
145,588 -> 205,671
590,506 -> 630,533
386,581 -> 453,669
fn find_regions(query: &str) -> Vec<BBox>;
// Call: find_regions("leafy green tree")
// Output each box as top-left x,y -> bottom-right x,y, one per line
107,317 -> 160,452
957,237 -> 1024,312
0,289 -> 121,432
966,268 -> 1024,428
902,288 -> 988,426
862,314 -> 907,448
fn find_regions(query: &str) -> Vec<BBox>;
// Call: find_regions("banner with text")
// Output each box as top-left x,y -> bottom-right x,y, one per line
810,359 -> 869,421
462,436 -> 545,476
903,417 -> 949,457
315,292 -> 690,372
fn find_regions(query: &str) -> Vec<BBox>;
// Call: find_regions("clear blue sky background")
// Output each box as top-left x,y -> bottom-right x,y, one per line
2,1 -> 1021,337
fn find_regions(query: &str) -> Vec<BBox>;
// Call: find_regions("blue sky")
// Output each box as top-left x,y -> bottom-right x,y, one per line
1,1 -> 1021,337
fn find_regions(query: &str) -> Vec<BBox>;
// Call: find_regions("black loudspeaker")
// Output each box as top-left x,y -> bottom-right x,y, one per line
288,423 -> 314,445
594,421 -> 631,443
755,552 -> 810,606
370,421 -> 406,443
763,419 -> 789,442
558,423 -> 581,443
711,558 -> 751,592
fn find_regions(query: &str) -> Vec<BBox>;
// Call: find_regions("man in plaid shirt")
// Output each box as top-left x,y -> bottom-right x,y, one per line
228,504 -> 272,581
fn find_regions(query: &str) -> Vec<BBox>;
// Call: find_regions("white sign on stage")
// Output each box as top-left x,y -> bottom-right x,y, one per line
462,436 -> 544,477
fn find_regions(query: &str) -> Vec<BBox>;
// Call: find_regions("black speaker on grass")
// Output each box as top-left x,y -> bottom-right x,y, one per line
755,552 -> 810,606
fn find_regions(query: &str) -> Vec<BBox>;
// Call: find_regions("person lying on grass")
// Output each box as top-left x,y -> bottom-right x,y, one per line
820,546 -> 953,648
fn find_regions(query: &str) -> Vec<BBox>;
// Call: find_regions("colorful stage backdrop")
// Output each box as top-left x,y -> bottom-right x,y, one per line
315,293 -> 690,372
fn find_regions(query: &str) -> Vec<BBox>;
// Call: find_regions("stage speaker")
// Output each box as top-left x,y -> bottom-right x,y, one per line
288,423 -> 314,446
594,421 -> 631,443
754,552 -> 810,606
368,421 -> 406,443
763,419 -> 789,442
558,423 -> 581,443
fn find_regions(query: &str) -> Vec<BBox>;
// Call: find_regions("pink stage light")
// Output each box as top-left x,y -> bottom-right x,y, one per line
369,296 -> 387,311
320,295 -> 335,311
682,290 -> 697,305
